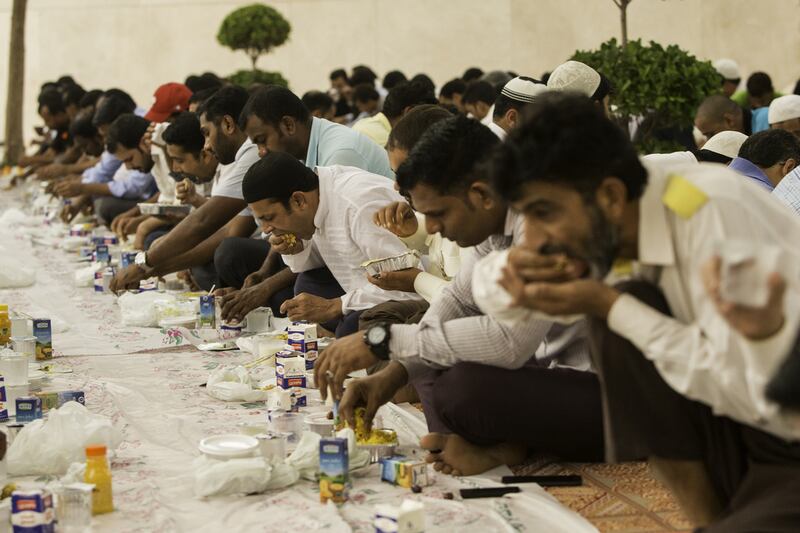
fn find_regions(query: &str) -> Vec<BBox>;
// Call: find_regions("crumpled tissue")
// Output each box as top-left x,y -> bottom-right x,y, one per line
472,250 -> 582,325
0,207 -> 41,228
74,262 -> 105,288
8,401 -> 122,476
205,365 -> 271,402
193,454 -> 302,497
286,428 -> 370,480
118,290 -> 175,327
0,257 -> 35,288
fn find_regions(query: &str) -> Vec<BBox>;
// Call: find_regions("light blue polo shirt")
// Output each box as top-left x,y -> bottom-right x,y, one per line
304,117 -> 394,179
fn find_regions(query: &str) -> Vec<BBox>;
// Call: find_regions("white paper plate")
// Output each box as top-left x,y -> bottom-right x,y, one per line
28,370 -> 46,384
198,434 -> 259,459
158,316 -> 197,329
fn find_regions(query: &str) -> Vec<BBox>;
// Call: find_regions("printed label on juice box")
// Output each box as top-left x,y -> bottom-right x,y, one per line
198,295 -> 216,328
319,438 -> 349,504
33,319 -> 53,360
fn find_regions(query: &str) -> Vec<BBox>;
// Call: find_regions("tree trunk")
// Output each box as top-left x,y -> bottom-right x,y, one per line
4,0 -> 27,166
249,51 -> 258,71
620,0 -> 630,48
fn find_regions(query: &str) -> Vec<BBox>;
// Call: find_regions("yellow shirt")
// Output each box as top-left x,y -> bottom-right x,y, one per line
352,112 -> 391,148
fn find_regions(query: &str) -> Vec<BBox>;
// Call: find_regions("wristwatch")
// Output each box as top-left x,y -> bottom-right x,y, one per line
364,323 -> 391,360
134,252 -> 149,268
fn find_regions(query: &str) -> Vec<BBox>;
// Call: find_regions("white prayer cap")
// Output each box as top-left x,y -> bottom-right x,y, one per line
713,59 -> 741,81
500,77 -> 548,103
768,94 -> 800,124
702,131 -> 748,159
547,61 -> 601,97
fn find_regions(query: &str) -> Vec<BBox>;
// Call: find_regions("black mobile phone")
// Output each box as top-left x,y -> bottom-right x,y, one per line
501,474 -> 583,487
459,486 -> 521,499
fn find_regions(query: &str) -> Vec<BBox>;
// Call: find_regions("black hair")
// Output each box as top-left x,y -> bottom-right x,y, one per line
301,91 -> 334,115
242,151 -> 319,207
410,74 -> 436,96
40,81 -> 58,92
184,72 -> 223,93
62,84 -> 86,108
162,111 -> 205,155
794,79 -> 800,96
696,93 -> 742,122
353,83 -> 380,104
396,114 -> 499,195
350,65 -> 378,87
188,87 -> 219,106
238,86 -> 310,129
490,92 -> 647,202
38,88 -> 67,115
57,75 -> 77,88
383,70 -> 407,90
462,67 -> 484,82
694,149 -> 733,165
382,81 -> 438,120
185,75 -> 201,92
106,113 -> 150,153
439,79 -> 466,99
103,88 -> 136,109
592,73 -> 613,102
329,68 -> 348,82
747,72 -> 774,98
197,84 -> 249,125
93,95 -> 136,127
79,89 -> 103,110
462,80 -> 497,106
387,104 -> 452,151
493,76 -> 542,119
69,110 -> 98,139
739,129 -> 800,168
540,71 -> 551,84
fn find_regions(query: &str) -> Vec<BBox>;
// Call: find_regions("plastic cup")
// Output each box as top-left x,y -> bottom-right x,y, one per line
10,317 -> 32,338
0,354 -> 29,386
56,483 -> 94,533
244,307 -> 272,333
10,337 -> 36,363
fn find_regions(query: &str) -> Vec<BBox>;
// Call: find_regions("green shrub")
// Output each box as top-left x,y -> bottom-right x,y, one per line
572,38 -> 721,153
227,69 -> 289,89
217,3 -> 291,70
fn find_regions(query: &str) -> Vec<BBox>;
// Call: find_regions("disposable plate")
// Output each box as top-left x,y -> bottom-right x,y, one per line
198,434 -> 259,459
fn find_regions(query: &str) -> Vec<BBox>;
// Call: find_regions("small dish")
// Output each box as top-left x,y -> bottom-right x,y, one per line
198,434 -> 259,459
304,413 -> 334,437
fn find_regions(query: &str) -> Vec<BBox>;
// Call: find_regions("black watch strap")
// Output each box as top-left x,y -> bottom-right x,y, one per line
364,323 -> 391,360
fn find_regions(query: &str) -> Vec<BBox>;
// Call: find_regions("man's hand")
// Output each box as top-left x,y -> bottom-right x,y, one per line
218,283 -> 275,324
315,332 -> 380,401
54,180 -> 84,198
242,270 -> 266,289
176,178 -> 202,205
177,270 -> 200,291
110,265 -> 149,292
366,268 -> 421,293
373,202 -> 418,238
268,233 -> 303,255
280,293 -> 342,323
140,123 -> 155,153
133,216 -> 168,251
36,163 -> 68,180
500,264 -> 620,319
507,246 -> 587,283
339,362 -> 409,431
702,256 -> 786,340
60,201 -> 81,223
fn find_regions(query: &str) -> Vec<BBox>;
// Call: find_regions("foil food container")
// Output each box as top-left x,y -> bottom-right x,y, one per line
361,251 -> 421,277
138,203 -> 192,216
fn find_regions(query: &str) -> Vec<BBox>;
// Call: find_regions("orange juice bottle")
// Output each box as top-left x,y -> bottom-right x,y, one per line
84,445 -> 114,514
0,305 -> 10,346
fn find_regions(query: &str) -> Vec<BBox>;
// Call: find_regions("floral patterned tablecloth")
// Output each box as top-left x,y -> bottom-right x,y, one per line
0,191 -> 598,532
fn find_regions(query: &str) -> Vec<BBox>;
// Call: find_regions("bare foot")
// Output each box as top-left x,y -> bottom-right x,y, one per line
419,433 -> 527,476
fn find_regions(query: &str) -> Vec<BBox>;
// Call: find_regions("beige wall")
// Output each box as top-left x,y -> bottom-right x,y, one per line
1,0 -> 799,142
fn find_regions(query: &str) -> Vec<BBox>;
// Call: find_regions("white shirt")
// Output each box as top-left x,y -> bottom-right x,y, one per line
211,138 -> 260,216
487,121 -> 507,140
400,213 -> 462,303
149,122 -> 176,202
281,165 -> 423,314
607,159 -> 800,441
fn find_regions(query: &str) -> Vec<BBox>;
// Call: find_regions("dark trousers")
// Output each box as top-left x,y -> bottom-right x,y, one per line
590,280 -> 800,532
144,228 -> 171,251
94,196 -> 138,227
293,267 -> 362,338
412,362 -> 605,462
213,236 -> 294,317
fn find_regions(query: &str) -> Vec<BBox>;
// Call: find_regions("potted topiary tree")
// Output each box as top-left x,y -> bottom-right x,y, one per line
217,3 -> 291,88
572,38 -> 721,153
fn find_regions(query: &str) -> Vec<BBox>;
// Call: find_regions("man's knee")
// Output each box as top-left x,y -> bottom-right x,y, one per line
433,363 -> 485,423
213,237 -> 240,275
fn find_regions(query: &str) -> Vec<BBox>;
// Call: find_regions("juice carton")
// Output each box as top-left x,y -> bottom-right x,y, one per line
32,319 -> 52,361
374,500 -> 426,533
34,390 -> 85,412
11,489 -> 55,533
275,350 -> 306,407
94,244 -> 110,264
120,251 -> 137,269
287,322 -> 318,370
0,376 -> 8,421
15,396 -> 43,423
379,456 -> 430,489
198,295 -> 216,328
319,437 -> 349,504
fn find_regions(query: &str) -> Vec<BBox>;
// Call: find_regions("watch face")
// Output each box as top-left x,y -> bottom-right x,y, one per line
367,326 -> 387,345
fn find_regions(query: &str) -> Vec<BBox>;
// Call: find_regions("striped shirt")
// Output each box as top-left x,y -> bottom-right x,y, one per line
281,165 -> 423,313
388,209 -> 592,380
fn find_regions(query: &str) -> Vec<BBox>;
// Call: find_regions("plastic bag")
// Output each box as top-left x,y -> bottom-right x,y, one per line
193,455 -> 271,497
286,429 -> 369,481
74,263 -> 104,288
205,365 -> 270,402
7,402 -> 122,476
118,291 -> 175,327
0,257 -> 35,288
